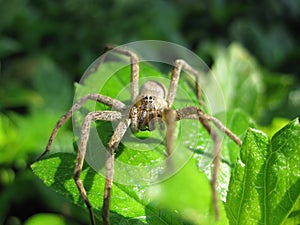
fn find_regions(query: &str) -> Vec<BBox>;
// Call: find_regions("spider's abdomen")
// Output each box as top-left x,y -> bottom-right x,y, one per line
130,95 -> 167,132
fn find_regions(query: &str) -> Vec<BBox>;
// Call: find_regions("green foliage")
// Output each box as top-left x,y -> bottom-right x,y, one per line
0,57 -> 73,164
24,213 -> 67,225
30,54 -> 299,224
31,116 -> 300,225
226,119 -> 300,225
208,43 -> 294,124
1,2 -> 299,222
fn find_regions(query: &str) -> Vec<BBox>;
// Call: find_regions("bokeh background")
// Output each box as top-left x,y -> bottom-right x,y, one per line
1,1 -> 299,224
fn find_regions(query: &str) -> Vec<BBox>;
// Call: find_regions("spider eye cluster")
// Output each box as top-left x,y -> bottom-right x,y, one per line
143,95 -> 154,105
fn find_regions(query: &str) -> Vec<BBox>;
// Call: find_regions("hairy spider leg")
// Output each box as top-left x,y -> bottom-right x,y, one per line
167,59 -> 203,107
166,59 -> 242,220
176,106 -> 242,220
74,111 -> 123,225
102,118 -> 131,225
35,94 -> 125,162
36,46 -> 140,225
34,93 -> 126,223
104,46 -> 140,102
197,111 -> 222,220
163,59 -> 204,170
164,109 -> 177,171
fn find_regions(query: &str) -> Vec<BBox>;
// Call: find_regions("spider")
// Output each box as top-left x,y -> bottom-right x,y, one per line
36,46 -> 242,225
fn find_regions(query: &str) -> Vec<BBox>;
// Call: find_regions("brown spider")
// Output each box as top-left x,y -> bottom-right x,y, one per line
36,46 -> 242,225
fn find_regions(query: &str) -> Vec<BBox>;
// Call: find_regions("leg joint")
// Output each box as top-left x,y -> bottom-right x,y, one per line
73,169 -> 80,181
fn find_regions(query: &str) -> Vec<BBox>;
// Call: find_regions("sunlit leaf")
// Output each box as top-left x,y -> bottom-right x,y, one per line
226,118 -> 300,225
209,43 -> 264,118
24,213 -> 67,225
209,43 -> 294,123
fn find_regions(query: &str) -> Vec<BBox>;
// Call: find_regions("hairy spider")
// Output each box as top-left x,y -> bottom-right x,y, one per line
36,47 -> 242,225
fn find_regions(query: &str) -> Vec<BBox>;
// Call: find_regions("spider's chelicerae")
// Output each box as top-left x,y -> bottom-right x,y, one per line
37,47 -> 242,225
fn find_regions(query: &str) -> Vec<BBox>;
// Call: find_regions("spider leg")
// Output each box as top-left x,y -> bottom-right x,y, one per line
102,118 -> 131,225
197,111 -> 222,221
177,107 -> 242,147
104,46 -> 140,102
205,114 -> 242,146
35,94 -> 126,162
167,59 -> 203,107
176,106 -> 242,220
164,109 -> 177,169
73,110 -> 123,225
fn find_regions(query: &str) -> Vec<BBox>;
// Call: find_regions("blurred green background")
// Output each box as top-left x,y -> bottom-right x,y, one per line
0,0 -> 299,224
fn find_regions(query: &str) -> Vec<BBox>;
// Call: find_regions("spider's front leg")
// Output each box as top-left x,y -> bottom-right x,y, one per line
101,118 -> 131,225
73,111 -> 123,225
33,92 -> 127,225
35,94 -> 125,162
164,108 -> 177,169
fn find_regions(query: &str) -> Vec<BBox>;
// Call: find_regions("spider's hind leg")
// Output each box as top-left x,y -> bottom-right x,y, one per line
176,106 -> 242,221
197,112 -> 222,220
104,46 -> 140,102
198,110 -> 242,220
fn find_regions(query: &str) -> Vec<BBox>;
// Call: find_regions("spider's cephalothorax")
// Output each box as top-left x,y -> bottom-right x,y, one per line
37,47 -> 242,225
130,80 -> 168,132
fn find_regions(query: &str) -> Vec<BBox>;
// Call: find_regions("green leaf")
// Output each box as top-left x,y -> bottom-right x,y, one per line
208,43 -> 293,123
209,43 -> 264,117
214,109 -> 256,201
31,61 -> 247,224
24,213 -> 67,225
260,117 -> 290,137
226,118 -> 300,225
31,153 -> 147,224
149,157 -> 226,225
